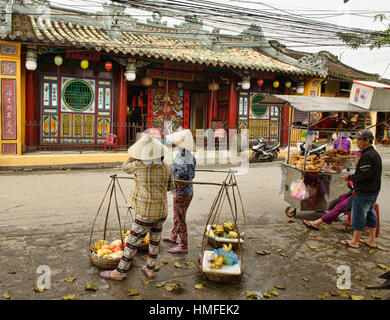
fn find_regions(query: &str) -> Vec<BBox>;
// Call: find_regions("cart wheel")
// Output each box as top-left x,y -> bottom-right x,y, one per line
285,206 -> 297,218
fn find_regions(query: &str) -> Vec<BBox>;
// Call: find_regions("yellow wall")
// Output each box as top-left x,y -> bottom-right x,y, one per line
303,78 -> 323,97
0,41 -> 22,156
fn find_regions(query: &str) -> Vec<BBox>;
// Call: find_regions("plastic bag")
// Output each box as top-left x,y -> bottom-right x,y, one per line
290,179 -> 309,200
213,248 -> 239,266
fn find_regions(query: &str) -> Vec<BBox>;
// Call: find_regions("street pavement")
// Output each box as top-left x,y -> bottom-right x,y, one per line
1,153 -> 390,300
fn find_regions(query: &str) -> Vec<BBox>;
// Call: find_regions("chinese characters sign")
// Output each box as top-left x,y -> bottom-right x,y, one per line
1,79 -> 16,140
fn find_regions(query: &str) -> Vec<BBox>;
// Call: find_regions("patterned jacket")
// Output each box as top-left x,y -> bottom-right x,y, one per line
122,158 -> 173,219
173,148 -> 196,196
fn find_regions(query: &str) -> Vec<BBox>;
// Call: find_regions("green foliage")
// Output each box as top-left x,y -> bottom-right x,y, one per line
339,1 -> 390,49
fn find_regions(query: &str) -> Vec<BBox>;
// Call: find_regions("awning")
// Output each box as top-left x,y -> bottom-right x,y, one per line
270,95 -> 368,112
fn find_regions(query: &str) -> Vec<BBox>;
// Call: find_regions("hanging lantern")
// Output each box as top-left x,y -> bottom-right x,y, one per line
297,81 -> 305,94
285,81 -> 291,88
208,82 -> 219,91
81,59 -> 89,70
257,79 -> 264,87
104,61 -> 112,71
54,55 -> 63,66
25,47 -> 37,71
124,62 -> 137,81
273,80 -> 279,88
141,76 -> 153,87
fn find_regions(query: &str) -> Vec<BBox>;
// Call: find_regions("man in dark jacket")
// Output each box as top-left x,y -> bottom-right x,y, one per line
341,129 -> 382,249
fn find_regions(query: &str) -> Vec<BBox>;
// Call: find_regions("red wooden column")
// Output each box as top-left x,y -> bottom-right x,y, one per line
206,90 -> 211,129
26,70 -> 35,147
147,87 -> 154,129
183,90 -> 190,129
117,66 -> 127,146
212,90 -> 219,120
228,75 -> 237,129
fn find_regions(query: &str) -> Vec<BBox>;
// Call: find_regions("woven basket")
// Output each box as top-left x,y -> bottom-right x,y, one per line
206,226 -> 245,250
89,249 -> 121,270
197,255 -> 242,283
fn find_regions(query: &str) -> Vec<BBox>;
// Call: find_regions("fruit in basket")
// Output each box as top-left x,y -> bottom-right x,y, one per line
143,233 -> 150,244
96,248 -> 113,257
223,222 -> 234,232
213,225 -> 225,236
222,243 -> 232,252
93,240 -> 108,253
228,231 -> 238,239
209,254 -> 224,269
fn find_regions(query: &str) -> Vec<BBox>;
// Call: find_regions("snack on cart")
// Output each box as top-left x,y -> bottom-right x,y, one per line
198,170 -> 245,283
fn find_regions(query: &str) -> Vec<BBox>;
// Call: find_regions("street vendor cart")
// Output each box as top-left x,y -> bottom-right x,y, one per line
268,88 -> 390,218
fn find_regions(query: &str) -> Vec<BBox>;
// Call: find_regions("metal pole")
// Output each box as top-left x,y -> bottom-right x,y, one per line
287,105 -> 293,164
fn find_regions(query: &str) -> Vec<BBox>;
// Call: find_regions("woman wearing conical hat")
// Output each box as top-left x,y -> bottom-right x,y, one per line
163,129 -> 196,254
100,134 -> 173,280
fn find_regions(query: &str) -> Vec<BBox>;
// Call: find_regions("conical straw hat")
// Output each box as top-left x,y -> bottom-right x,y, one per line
128,133 -> 168,160
166,129 -> 195,151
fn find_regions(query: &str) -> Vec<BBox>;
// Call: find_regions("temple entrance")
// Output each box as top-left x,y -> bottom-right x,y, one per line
127,85 -> 147,145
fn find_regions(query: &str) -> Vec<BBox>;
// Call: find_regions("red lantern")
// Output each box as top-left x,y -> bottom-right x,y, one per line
105,61 -> 112,71
257,79 -> 264,86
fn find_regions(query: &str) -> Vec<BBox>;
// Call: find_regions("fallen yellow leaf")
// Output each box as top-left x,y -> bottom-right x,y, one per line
318,291 -> 331,300
275,285 -> 286,290
2,292 -> 10,299
270,288 -> 279,296
323,245 -> 333,250
368,249 -> 376,254
130,295 -> 144,300
156,282 -> 164,288
377,263 -> 390,271
143,279 -> 150,285
263,291 -> 272,298
33,285 -> 45,293
321,225 -> 329,230
128,288 -> 139,296
161,260 -> 169,264
351,295 -> 364,300
308,245 -> 317,250
165,283 -> 177,292
337,290 -> 350,299
377,244 -> 388,251
302,276 -> 309,282
174,262 -> 182,268
64,276 -> 76,283
85,284 -> 97,291
195,284 -> 204,290
370,294 -> 382,300
354,275 -> 363,281
62,294 -> 76,300
245,291 -> 257,299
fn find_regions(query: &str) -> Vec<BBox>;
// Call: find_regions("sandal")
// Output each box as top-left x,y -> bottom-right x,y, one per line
168,246 -> 188,254
340,240 -> 359,249
359,239 -> 377,249
141,265 -> 155,279
303,220 -> 319,231
100,270 -> 125,281
163,236 -> 178,244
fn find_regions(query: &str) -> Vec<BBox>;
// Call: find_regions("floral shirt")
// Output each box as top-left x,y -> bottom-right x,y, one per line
173,148 -> 196,196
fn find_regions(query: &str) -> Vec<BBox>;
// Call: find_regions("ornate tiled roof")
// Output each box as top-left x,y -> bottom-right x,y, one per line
0,1 -> 325,77
269,40 -> 389,83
